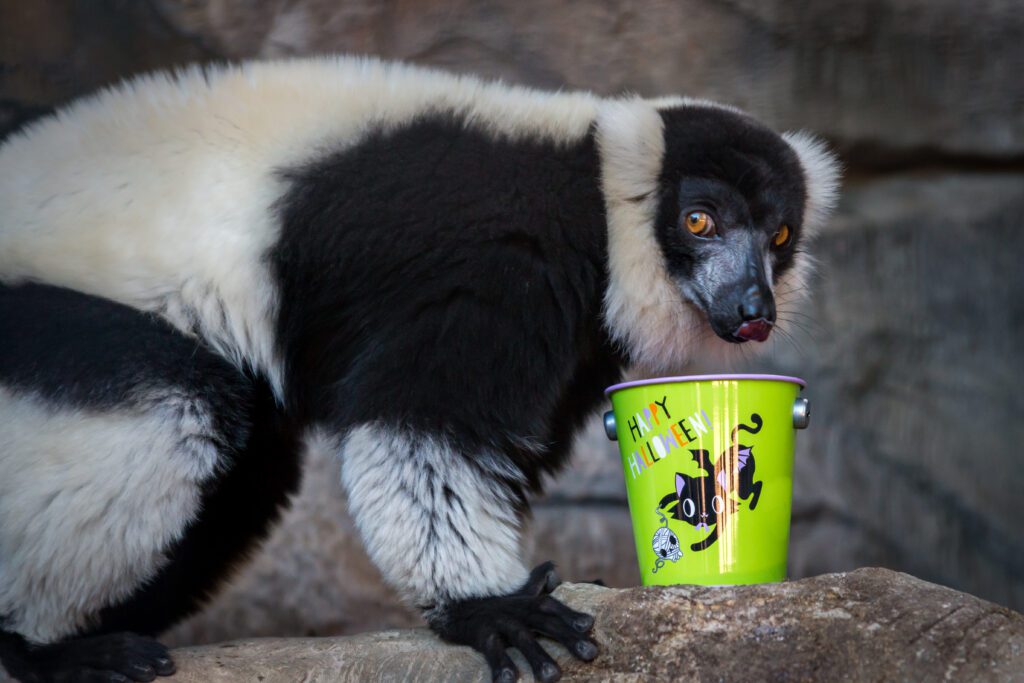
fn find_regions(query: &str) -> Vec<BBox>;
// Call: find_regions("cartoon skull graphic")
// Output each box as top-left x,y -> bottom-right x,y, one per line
652,526 -> 682,563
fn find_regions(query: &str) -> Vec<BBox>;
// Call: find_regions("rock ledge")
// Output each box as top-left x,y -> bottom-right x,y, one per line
169,568 -> 1023,682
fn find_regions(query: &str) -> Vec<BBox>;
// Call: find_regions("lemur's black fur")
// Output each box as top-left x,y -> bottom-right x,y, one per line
273,113 -> 619,494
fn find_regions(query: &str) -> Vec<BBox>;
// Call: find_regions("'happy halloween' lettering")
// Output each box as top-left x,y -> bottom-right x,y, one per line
654,397 -> 671,419
624,397 -> 715,479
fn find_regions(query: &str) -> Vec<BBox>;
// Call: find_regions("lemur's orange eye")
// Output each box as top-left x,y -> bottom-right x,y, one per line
685,211 -> 716,237
772,224 -> 791,248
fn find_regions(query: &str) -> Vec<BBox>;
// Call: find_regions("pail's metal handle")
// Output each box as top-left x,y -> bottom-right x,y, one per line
606,398 -> 809,440
603,410 -> 617,441
793,397 -> 811,429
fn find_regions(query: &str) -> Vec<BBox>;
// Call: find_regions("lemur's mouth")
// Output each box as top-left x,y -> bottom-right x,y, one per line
685,293 -> 774,344
712,316 -> 774,343
734,318 -> 773,342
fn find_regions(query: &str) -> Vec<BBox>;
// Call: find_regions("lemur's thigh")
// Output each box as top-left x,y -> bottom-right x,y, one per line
0,283 -> 301,647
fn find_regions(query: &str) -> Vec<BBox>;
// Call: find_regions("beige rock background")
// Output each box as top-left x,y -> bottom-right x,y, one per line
1,0 -> 1023,648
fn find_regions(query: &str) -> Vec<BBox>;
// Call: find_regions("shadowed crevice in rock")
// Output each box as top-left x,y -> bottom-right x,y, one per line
165,569 -> 1023,682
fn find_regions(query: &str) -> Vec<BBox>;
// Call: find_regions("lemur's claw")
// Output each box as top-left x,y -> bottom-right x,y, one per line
429,561 -> 599,683
494,668 -> 517,683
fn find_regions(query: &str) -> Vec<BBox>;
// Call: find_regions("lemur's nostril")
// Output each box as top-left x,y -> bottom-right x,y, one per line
739,285 -> 766,321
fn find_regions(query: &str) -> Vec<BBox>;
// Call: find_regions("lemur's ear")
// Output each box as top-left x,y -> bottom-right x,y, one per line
781,131 -> 841,238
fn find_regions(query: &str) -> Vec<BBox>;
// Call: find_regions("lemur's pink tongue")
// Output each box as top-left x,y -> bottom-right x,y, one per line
735,319 -> 773,342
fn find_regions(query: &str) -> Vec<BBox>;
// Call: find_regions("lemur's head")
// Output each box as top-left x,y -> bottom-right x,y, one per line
596,98 -> 840,373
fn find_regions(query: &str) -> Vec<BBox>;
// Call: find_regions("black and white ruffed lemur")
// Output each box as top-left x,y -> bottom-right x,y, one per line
0,57 -> 839,682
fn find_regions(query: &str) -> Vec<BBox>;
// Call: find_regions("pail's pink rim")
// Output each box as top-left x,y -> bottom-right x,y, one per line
604,374 -> 806,397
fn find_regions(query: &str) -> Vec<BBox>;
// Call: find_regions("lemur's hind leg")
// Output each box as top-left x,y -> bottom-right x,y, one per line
90,373 -> 302,639
0,283 -> 302,682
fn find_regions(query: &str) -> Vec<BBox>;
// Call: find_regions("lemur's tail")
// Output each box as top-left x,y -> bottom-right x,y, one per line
731,413 -> 763,441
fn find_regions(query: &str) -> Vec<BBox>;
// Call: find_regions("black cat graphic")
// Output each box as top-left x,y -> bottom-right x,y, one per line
658,413 -> 764,552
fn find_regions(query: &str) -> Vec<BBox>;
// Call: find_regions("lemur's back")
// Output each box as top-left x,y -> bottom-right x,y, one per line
0,57 -> 600,389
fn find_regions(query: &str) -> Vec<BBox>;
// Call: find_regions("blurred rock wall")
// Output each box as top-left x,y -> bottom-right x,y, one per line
1,0 -> 1022,644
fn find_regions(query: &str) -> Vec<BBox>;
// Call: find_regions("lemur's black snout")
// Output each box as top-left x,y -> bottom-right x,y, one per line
707,279 -> 777,343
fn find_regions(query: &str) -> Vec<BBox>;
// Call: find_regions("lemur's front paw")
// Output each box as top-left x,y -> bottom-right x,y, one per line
428,562 -> 598,683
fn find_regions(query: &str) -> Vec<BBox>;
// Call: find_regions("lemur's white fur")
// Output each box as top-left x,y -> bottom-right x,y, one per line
773,131 -> 840,340
340,425 -> 528,606
0,386 -> 224,643
782,131 -> 842,239
597,100 -> 697,374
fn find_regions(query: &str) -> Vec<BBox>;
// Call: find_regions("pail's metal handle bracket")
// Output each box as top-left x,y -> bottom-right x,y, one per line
603,410 -> 617,441
793,397 -> 811,429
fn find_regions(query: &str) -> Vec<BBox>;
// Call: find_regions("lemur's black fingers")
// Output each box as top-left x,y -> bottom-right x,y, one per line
520,561 -> 559,597
477,632 -> 518,683
528,614 -> 599,662
134,640 -> 174,677
503,626 -> 561,683
536,595 -> 594,633
429,571 -> 596,681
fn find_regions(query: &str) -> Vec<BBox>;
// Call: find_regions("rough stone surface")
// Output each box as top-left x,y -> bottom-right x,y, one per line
142,0 -> 1024,159
5,0 -> 1021,157
162,569 -> 1024,682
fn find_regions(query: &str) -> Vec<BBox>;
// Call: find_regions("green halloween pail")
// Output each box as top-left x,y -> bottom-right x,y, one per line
604,375 -> 809,586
